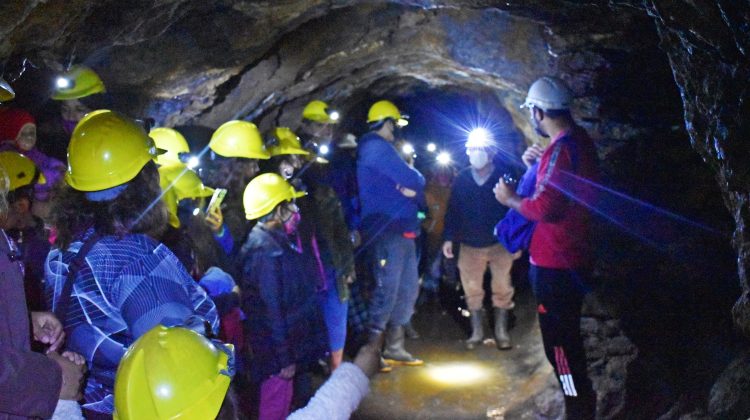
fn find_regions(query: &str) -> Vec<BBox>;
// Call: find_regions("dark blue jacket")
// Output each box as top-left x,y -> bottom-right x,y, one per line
444,165 -> 510,248
327,148 -> 361,231
238,224 -> 327,382
357,132 -> 425,239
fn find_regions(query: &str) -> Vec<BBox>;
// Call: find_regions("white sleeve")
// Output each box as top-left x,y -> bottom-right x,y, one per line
50,400 -> 84,420
287,362 -> 370,420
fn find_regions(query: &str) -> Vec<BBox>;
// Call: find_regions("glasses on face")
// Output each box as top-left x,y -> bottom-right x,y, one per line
285,200 -> 299,213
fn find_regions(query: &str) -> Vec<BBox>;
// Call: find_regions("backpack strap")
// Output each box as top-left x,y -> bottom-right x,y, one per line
534,134 -> 578,198
53,233 -> 101,325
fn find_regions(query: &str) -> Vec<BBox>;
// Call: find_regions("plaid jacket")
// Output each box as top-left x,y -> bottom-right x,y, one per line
45,230 -> 219,414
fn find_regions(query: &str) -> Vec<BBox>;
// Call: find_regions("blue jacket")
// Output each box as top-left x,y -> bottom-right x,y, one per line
444,165 -> 510,248
357,132 -> 425,238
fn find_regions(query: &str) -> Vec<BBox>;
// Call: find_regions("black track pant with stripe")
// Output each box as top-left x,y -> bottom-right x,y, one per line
530,265 -> 596,419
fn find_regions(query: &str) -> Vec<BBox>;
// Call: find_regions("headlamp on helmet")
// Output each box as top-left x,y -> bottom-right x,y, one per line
302,100 -> 340,124
466,127 -> 492,149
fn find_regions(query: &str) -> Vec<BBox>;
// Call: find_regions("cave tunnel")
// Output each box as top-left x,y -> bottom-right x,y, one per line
2,1 -> 750,419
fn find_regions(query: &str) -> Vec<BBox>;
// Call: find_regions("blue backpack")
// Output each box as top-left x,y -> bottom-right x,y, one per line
494,140 -> 571,253
494,162 -> 538,253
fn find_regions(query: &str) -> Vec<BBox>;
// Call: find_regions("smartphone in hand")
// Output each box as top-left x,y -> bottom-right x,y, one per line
205,188 -> 227,216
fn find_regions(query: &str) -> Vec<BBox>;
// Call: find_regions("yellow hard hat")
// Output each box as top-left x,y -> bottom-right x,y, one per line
0,151 -> 46,191
162,187 -> 180,228
51,65 -> 106,101
267,127 -> 309,156
66,110 -> 160,192
302,100 -> 339,124
367,100 -> 409,127
159,164 -> 214,201
113,325 -> 233,420
159,164 -> 214,228
209,120 -> 270,159
150,127 -> 189,167
243,172 -> 305,220
0,77 -> 15,102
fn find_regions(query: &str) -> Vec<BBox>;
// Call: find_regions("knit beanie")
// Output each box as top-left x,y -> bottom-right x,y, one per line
0,108 -> 35,143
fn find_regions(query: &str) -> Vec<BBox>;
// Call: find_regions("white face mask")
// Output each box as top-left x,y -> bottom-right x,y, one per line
468,150 -> 489,169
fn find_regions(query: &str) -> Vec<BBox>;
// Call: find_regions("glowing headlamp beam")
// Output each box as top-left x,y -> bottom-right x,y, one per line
186,156 -> 200,169
436,151 -> 451,165
466,127 -> 491,148
401,143 -> 415,155
56,77 -> 72,89
425,363 -> 490,386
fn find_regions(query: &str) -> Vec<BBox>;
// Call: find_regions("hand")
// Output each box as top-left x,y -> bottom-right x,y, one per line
442,241 -> 454,259
62,351 -> 86,366
396,184 -> 417,198
204,205 -> 224,232
493,178 -> 517,206
522,144 -> 545,168
30,311 -> 64,353
48,351 -> 86,401
354,332 -> 384,378
278,364 -> 296,379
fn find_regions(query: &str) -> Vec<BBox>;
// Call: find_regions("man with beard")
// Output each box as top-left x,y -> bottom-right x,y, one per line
494,76 -> 599,419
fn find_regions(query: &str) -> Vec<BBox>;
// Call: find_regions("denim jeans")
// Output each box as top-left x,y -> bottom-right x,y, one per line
367,232 -> 420,331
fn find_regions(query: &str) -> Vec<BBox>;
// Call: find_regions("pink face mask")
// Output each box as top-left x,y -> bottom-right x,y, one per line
62,119 -> 78,135
283,211 -> 302,235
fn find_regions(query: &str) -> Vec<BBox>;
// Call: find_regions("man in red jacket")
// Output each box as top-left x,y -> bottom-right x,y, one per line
494,76 -> 599,419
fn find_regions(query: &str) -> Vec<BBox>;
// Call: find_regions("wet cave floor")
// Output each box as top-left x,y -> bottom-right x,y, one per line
352,283 -> 563,420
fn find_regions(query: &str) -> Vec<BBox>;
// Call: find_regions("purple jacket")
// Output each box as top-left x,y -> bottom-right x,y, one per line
23,148 -> 65,202
0,230 -> 61,419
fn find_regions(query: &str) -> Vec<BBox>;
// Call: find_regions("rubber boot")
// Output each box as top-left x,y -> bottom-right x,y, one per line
494,307 -> 512,350
404,320 -> 421,339
382,325 -> 424,366
465,310 -> 485,350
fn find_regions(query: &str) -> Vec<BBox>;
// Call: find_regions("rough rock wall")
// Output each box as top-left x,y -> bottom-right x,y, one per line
1,0 -> 748,418
644,2 -> 750,418
645,0 -> 750,337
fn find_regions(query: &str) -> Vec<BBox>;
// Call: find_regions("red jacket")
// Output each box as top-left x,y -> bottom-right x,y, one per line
519,126 -> 599,269
0,230 -> 61,419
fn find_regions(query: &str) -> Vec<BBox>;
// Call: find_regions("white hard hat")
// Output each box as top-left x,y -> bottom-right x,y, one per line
521,76 -> 573,111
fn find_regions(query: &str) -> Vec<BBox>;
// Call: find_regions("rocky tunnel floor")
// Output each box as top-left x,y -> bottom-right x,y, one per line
352,283 -> 564,420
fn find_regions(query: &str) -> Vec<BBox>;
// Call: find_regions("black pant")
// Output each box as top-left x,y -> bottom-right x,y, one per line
530,265 -> 596,419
